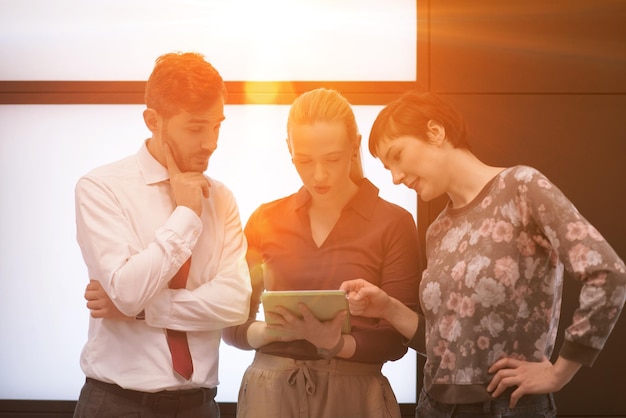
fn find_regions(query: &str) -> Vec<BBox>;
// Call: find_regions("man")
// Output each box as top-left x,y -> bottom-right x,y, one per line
73,52 -> 251,417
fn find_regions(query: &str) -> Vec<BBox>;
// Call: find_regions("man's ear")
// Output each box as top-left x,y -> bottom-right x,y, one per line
143,108 -> 160,133
426,120 -> 446,145
285,137 -> 294,160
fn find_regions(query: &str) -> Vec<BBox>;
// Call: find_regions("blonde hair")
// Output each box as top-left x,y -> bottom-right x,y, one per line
287,88 -> 363,183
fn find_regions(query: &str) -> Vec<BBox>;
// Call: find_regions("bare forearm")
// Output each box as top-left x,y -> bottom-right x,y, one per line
383,298 -> 419,340
552,356 -> 582,390
246,321 -> 273,348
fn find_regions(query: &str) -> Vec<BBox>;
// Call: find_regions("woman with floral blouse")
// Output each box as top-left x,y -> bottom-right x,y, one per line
341,90 -> 626,418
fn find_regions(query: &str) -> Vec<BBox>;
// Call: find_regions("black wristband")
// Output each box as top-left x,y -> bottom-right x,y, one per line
316,336 -> 345,359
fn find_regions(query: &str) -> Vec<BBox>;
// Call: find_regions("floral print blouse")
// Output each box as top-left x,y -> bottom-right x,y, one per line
419,165 -> 626,404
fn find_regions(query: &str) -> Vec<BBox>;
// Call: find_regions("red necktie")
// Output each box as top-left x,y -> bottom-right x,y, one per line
166,257 -> 194,379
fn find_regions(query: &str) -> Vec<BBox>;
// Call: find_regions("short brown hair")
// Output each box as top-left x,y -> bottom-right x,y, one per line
369,90 -> 469,157
144,52 -> 227,118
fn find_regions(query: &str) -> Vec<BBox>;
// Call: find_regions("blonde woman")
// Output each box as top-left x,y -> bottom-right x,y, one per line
223,88 -> 421,418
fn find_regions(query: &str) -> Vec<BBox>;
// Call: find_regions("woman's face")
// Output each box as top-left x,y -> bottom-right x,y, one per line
288,121 -> 355,202
375,134 -> 446,202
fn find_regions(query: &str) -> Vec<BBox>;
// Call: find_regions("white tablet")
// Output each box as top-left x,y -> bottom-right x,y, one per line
261,290 -> 351,334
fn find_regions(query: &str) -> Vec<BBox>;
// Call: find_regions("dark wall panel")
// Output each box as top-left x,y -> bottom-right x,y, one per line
429,0 -> 626,93
422,0 -> 626,415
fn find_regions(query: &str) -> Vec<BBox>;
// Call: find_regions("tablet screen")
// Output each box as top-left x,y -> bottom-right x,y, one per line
261,290 -> 351,334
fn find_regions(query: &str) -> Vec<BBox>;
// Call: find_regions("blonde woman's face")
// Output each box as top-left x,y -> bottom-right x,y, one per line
288,121 -> 355,200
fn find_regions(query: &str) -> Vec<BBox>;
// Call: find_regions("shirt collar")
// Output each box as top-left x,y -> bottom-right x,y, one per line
293,178 -> 380,220
349,178 -> 379,219
137,140 -> 169,185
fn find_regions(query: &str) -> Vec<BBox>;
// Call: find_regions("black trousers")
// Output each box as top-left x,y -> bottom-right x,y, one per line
73,378 -> 220,418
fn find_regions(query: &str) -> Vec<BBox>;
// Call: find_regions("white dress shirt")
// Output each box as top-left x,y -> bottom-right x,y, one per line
75,142 -> 251,391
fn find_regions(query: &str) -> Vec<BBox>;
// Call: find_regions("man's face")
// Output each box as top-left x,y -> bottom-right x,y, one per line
159,96 -> 225,173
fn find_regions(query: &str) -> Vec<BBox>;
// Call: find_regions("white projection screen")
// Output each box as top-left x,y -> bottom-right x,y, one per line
0,0 -> 417,82
0,0 -> 421,404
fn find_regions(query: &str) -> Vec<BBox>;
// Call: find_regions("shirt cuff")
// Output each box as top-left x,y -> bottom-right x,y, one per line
559,340 -> 601,367
404,312 -> 426,356
144,289 -> 175,329
222,320 -> 256,351
164,206 -> 203,250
